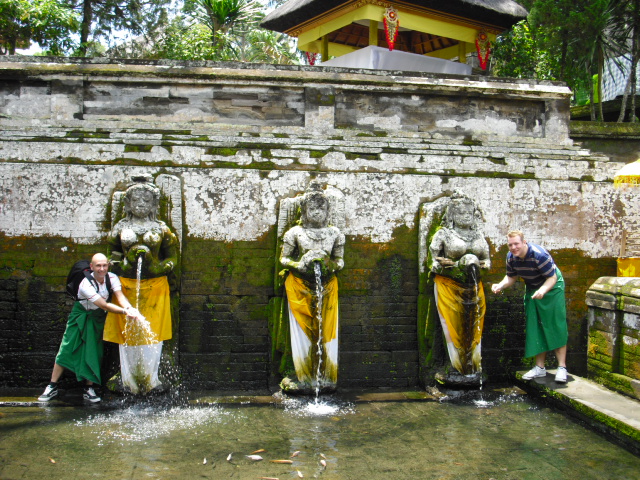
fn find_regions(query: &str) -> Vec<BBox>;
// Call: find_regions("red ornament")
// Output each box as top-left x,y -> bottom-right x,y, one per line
384,7 -> 399,51
305,52 -> 319,65
475,30 -> 491,70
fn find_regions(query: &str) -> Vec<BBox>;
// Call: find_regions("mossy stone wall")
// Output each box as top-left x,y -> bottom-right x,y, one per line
586,277 -> 640,399
1,58 -> 637,391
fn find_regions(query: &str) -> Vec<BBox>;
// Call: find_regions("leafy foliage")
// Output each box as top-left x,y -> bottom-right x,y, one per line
493,0 -> 634,119
0,0 -> 79,54
138,0 -> 299,64
67,0 -> 172,56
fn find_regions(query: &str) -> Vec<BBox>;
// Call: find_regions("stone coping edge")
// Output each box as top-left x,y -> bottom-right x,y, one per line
514,371 -> 640,457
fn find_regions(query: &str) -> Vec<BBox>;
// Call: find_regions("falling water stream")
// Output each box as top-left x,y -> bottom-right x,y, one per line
302,262 -> 338,416
122,256 -> 156,345
136,255 -> 142,309
313,261 -> 324,402
469,264 -> 484,392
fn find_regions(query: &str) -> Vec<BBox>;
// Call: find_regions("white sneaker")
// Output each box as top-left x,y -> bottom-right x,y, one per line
38,383 -> 59,402
555,367 -> 568,383
83,387 -> 101,403
522,366 -> 546,380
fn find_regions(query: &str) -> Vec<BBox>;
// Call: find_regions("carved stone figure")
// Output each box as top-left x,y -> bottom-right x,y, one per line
104,175 -> 179,394
271,181 -> 345,394
418,191 -> 490,386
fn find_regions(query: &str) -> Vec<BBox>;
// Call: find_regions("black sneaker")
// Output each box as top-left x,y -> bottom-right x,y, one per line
83,386 -> 101,403
38,383 -> 59,402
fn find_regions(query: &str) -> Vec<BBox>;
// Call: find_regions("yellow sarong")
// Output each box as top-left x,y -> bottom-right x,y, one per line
285,273 -> 338,384
104,276 -> 172,346
617,257 -> 640,277
434,275 -> 485,374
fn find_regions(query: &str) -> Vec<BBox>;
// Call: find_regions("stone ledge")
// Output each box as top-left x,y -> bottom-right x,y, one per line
515,370 -> 640,456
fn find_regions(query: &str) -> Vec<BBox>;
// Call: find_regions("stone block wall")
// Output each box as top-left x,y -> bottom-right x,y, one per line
0,57 -> 637,391
586,277 -> 640,399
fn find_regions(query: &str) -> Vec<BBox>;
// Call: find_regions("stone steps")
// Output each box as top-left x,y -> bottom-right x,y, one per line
0,124 -> 616,181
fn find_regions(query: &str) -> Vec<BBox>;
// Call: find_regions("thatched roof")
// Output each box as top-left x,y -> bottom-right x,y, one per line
261,0 -> 528,33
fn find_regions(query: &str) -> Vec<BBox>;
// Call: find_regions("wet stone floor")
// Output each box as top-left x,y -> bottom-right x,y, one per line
0,387 -> 639,479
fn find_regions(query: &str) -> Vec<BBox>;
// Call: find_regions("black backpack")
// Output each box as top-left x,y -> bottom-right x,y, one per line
66,259 -> 112,302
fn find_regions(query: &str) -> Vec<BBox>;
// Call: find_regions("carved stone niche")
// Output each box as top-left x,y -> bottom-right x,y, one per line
269,179 -> 346,394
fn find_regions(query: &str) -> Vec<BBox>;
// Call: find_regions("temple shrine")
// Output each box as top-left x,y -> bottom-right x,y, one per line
261,0 -> 527,73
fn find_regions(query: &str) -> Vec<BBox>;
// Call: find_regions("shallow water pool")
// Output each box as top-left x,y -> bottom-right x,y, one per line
1,388 -> 638,479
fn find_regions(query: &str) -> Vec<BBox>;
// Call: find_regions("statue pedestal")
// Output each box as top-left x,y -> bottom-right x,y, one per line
435,370 -> 486,388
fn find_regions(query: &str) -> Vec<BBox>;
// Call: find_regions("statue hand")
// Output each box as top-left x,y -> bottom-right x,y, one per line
163,260 -> 175,273
147,259 -> 173,276
126,245 -> 151,264
436,256 -> 456,267
299,250 -> 326,272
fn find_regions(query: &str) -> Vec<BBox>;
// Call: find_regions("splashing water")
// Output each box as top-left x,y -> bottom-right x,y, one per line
282,395 -> 353,417
77,405 -> 229,444
122,256 -> 157,346
313,261 -> 324,403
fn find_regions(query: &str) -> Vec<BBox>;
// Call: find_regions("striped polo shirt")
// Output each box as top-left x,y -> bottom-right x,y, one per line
506,242 -> 557,289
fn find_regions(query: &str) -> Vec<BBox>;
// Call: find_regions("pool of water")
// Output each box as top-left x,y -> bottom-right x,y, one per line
1,388 -> 639,479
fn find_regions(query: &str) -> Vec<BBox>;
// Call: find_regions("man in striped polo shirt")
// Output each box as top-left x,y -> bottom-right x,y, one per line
491,230 -> 569,383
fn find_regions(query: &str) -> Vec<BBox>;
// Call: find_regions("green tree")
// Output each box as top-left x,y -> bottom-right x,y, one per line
617,0 -> 639,122
185,0 -> 261,49
0,0 -> 78,54
575,0 -> 627,120
67,0 -> 171,56
494,0 -> 632,120
140,1 -> 298,64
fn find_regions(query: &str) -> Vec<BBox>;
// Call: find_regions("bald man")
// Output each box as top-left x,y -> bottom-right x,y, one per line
38,253 -> 141,403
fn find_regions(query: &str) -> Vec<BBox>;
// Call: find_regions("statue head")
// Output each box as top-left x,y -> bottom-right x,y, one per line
443,192 -> 480,231
300,185 -> 330,228
123,175 -> 161,221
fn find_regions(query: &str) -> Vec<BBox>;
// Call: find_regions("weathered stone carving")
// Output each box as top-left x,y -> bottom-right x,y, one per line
104,174 -> 180,394
418,191 -> 490,386
270,180 -> 345,394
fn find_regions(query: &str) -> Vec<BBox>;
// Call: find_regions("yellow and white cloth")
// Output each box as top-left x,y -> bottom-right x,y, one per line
104,276 -> 172,394
433,275 -> 485,375
285,273 -> 339,385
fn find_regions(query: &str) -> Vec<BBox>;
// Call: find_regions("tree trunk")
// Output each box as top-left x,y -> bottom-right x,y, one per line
617,72 -> 632,122
79,0 -> 94,57
589,86 -> 596,122
598,48 -> 605,122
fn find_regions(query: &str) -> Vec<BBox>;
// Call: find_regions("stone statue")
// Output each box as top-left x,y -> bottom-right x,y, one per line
104,175 -> 179,394
272,181 -> 345,394
418,191 -> 490,386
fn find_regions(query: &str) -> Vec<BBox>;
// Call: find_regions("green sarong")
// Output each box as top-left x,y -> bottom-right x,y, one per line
523,268 -> 568,358
55,302 -> 107,384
